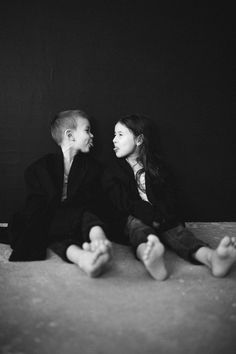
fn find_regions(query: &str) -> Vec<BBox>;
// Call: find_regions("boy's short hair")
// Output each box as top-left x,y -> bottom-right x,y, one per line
51,109 -> 89,145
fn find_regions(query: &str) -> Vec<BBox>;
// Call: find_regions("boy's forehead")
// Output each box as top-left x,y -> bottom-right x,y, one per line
76,117 -> 90,128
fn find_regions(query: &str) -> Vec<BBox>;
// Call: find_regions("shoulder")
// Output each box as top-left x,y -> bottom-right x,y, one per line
25,153 -> 60,176
103,158 -> 133,182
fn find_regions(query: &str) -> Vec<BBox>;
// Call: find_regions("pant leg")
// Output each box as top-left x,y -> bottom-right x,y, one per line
159,224 -> 209,264
50,210 -> 105,263
125,216 -> 157,251
80,211 -> 106,242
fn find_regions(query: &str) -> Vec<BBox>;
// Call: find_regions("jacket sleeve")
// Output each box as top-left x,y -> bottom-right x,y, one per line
9,164 -> 55,261
153,165 -> 182,227
102,168 -> 156,226
24,164 -> 48,213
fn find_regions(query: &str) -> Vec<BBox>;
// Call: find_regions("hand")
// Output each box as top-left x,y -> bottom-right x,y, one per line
152,221 -> 160,229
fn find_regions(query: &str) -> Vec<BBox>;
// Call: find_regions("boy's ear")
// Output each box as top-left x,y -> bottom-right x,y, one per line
136,134 -> 144,146
65,129 -> 74,140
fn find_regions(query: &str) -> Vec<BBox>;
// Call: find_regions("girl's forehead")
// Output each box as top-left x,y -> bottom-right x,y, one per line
114,122 -> 129,132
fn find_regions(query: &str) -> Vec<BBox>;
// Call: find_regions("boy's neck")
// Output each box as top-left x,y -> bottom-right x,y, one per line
61,144 -> 77,164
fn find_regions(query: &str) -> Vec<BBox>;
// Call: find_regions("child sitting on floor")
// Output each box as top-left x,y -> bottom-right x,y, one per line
103,114 -> 236,280
8,109 -> 112,277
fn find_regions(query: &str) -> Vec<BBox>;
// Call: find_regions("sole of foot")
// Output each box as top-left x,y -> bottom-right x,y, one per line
211,236 -> 236,277
143,235 -> 168,281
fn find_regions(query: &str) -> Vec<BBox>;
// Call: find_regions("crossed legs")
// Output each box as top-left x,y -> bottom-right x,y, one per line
66,225 -> 112,277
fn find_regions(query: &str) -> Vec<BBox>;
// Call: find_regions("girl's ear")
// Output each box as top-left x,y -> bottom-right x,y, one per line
136,134 -> 144,146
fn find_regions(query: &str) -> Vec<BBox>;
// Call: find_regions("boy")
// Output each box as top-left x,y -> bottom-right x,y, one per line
8,110 -> 112,277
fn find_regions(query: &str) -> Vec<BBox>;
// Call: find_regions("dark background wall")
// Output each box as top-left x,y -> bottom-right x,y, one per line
0,2 -> 234,222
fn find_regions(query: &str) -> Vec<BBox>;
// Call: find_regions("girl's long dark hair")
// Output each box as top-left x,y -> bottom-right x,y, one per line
118,114 -> 164,186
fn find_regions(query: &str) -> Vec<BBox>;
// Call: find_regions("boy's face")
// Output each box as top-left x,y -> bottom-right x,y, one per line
113,122 -> 139,159
72,117 -> 93,153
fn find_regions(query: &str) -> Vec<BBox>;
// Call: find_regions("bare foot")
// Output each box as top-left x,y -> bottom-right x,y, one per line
211,236 -> 236,277
77,247 -> 112,278
83,239 -> 112,254
142,235 -> 168,280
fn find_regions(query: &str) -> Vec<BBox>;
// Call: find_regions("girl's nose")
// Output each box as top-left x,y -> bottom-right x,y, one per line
90,132 -> 94,138
113,136 -> 117,143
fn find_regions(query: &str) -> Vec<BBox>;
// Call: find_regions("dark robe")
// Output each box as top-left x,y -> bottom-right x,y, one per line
8,151 -> 105,261
102,158 -> 182,236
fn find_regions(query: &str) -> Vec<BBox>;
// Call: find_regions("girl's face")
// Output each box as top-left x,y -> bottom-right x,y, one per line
113,122 -> 139,159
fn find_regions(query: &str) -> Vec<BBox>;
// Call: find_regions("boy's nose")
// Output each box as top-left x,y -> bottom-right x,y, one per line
113,137 -> 117,143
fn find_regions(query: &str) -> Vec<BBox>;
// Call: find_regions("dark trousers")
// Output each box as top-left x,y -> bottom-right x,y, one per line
9,208 -> 104,262
125,216 -> 208,264
49,211 -> 104,262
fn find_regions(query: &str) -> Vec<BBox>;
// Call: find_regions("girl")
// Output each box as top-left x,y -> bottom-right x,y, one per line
103,114 -> 236,280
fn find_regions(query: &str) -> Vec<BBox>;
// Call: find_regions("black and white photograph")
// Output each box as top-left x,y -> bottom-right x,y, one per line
0,1 -> 235,353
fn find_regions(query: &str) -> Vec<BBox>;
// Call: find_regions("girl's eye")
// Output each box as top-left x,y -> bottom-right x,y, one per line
114,133 -> 122,137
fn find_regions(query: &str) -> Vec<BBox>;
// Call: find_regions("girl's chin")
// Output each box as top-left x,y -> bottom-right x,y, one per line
114,151 -> 124,158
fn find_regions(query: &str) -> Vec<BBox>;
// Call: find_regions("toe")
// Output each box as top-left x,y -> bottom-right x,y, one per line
231,237 -> 236,247
147,235 -> 158,243
82,242 -> 90,251
104,240 -> 111,248
220,236 -> 231,247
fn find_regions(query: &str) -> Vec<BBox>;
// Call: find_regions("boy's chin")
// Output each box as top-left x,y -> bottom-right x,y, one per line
79,147 -> 90,153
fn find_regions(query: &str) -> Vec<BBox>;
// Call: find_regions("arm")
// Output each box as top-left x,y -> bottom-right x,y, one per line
102,168 -> 156,226
152,165 -> 183,228
9,163 -> 56,261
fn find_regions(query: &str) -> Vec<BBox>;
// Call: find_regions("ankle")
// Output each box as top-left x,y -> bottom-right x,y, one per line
193,247 -> 213,268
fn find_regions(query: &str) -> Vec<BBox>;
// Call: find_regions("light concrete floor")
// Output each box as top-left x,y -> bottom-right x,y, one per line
0,222 -> 236,354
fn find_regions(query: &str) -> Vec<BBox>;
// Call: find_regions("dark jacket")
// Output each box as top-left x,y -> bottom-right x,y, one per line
103,158 -> 182,236
8,151 -> 105,261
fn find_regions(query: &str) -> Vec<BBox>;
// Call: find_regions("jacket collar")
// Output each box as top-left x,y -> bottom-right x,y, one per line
67,152 -> 87,198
